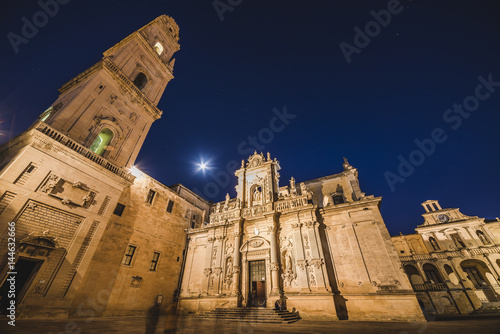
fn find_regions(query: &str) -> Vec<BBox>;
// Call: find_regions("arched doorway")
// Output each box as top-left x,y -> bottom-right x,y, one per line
0,236 -> 57,313
89,128 -> 114,156
461,259 -> 500,303
239,236 -> 271,308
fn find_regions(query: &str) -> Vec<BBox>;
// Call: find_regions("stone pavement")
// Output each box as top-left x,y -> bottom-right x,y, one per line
1,315 -> 500,334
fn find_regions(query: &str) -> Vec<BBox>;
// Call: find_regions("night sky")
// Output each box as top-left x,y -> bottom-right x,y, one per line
1,0 -> 499,235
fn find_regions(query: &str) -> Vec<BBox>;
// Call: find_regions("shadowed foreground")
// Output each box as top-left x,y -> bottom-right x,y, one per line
2,315 -> 500,334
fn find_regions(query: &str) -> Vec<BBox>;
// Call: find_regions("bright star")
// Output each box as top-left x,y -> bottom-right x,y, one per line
197,160 -> 210,172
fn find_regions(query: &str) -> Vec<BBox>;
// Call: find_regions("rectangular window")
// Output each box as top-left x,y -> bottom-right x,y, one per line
191,214 -> 196,229
166,200 -> 174,213
150,252 -> 160,271
113,203 -> 126,216
146,189 -> 156,205
14,163 -> 38,185
123,245 -> 137,266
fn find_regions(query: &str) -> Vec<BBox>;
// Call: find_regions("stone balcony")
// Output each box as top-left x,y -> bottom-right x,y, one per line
34,122 -> 135,182
400,246 -> 500,262
207,194 -> 311,226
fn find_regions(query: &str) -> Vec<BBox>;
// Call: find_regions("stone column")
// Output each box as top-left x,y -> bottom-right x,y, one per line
483,253 -> 500,282
202,236 -> 215,295
305,221 -> 329,292
232,228 -> 242,297
268,224 -> 280,295
211,235 -> 224,294
291,222 -> 309,291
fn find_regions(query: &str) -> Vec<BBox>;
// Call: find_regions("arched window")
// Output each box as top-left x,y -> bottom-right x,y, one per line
404,265 -> 424,285
444,264 -> 459,285
332,194 -> 344,205
133,72 -> 148,91
476,230 -> 490,245
429,237 -> 440,251
450,233 -> 466,249
423,263 -> 443,284
154,42 -> 164,55
40,107 -> 53,122
89,128 -> 113,156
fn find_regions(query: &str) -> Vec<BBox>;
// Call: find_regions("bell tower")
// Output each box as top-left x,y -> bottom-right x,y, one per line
36,15 -> 180,168
235,151 -> 281,207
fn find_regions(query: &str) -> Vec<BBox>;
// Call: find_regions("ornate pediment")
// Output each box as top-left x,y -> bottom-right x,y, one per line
247,151 -> 265,168
40,174 -> 96,208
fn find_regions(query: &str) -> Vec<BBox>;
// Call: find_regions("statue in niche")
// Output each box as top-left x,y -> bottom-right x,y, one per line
254,187 -> 262,201
284,251 -> 293,272
266,191 -> 271,202
226,257 -> 233,277
323,195 -> 331,207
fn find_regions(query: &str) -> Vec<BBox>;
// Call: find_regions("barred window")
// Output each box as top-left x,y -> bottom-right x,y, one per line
146,189 -> 156,205
150,252 -> 160,271
123,245 -> 137,266
166,200 -> 174,213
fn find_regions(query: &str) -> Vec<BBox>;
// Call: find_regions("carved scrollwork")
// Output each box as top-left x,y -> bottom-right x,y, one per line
291,223 -> 302,230
269,262 -> 279,271
203,268 -> 212,277
309,258 -> 323,269
297,260 -> 307,270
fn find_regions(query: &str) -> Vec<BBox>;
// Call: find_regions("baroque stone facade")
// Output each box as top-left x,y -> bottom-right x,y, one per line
178,154 -> 424,321
392,201 -> 500,317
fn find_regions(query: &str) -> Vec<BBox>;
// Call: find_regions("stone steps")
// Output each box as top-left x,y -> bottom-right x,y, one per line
195,307 -> 301,323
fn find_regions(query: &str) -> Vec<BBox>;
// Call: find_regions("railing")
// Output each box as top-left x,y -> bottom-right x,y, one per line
242,203 -> 273,218
102,59 -> 162,119
274,195 -> 309,212
412,283 -> 447,291
35,122 -> 134,182
400,246 -> 500,262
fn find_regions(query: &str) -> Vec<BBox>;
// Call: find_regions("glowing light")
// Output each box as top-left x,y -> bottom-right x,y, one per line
196,160 -> 210,172
130,166 -> 143,178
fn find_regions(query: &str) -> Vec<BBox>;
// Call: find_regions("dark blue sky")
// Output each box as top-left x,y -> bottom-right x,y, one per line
1,0 -> 499,235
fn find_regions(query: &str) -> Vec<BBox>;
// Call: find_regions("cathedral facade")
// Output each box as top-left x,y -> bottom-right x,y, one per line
178,153 -> 424,321
0,15 -> 425,321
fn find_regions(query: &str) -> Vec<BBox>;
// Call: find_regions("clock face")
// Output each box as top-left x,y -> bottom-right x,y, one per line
437,214 -> 449,223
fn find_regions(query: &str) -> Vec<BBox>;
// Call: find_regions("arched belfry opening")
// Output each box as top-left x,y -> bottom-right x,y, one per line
133,72 -> 148,91
90,128 -> 114,156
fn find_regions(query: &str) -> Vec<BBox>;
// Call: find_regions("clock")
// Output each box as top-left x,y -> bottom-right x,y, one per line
437,214 -> 449,223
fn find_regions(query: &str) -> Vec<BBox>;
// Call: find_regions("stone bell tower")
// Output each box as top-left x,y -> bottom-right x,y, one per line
36,15 -> 180,168
234,151 -> 281,207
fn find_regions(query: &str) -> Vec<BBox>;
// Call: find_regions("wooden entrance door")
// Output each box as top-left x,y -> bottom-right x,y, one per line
249,260 -> 266,307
